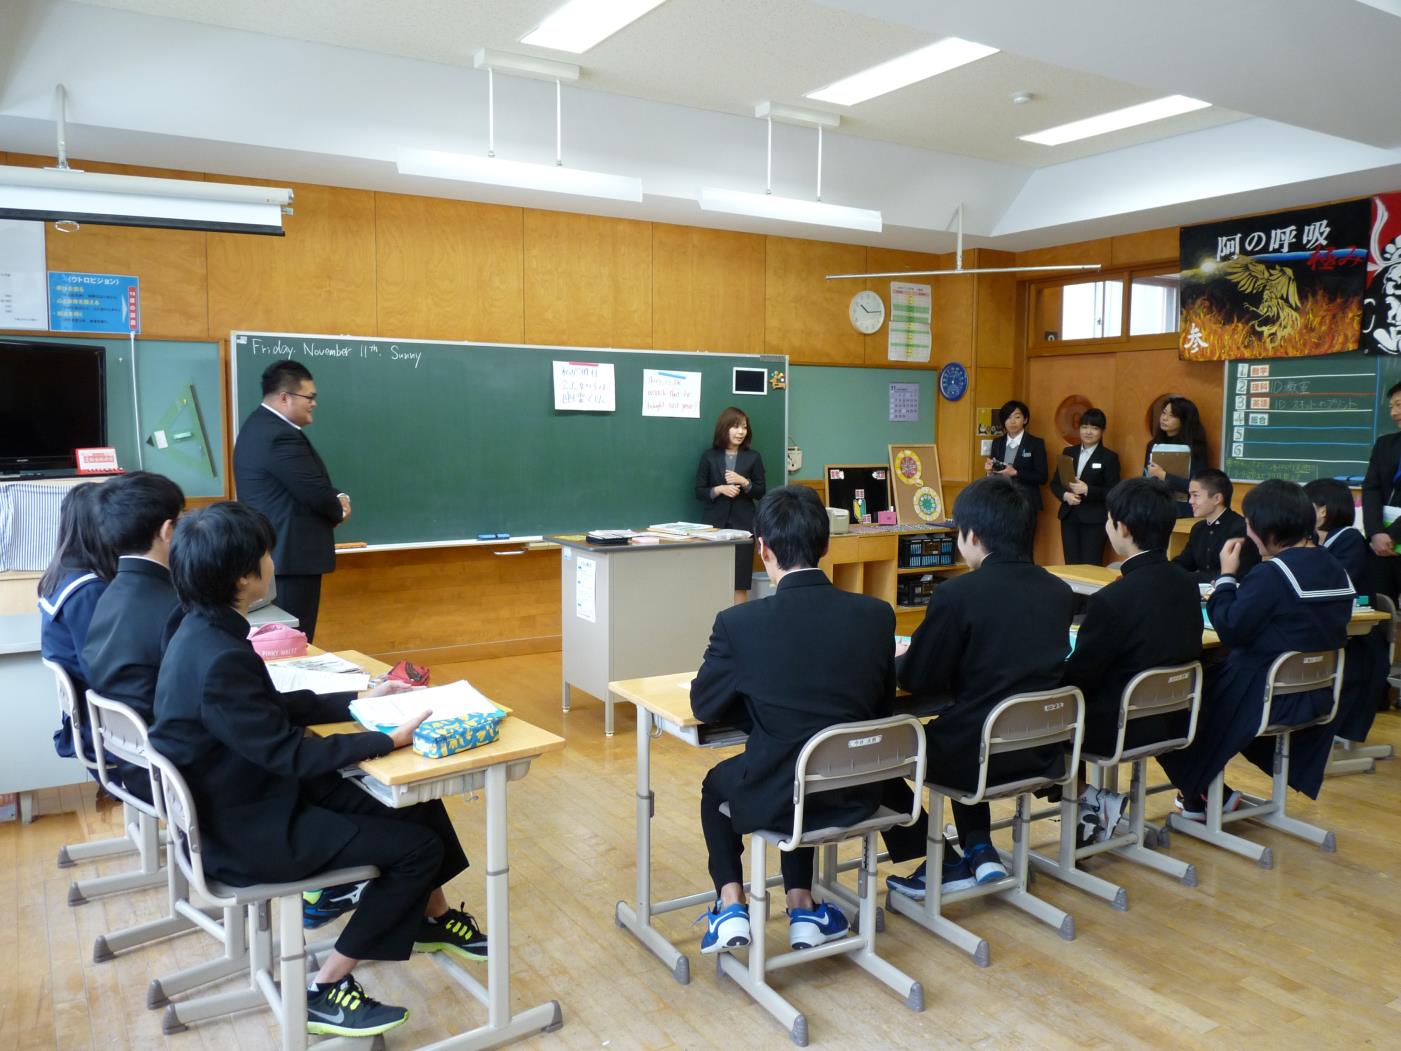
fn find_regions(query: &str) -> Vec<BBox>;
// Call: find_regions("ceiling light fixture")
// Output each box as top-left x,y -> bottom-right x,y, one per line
806,37 -> 998,107
395,51 -> 642,203
698,104 -> 881,233
521,0 -> 669,53
1020,94 -> 1211,146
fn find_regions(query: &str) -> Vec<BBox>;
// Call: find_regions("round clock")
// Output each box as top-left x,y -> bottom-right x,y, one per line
939,362 -> 969,401
848,290 -> 885,334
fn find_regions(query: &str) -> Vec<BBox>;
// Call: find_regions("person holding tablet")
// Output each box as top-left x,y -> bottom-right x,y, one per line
1145,397 -> 1209,518
1048,407 -> 1120,565
695,406 -> 767,604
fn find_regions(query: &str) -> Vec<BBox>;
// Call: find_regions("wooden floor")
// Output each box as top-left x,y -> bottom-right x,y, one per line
5,650 -> 1401,1050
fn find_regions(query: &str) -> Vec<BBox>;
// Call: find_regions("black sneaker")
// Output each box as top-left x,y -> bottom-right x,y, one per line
305,975 -> 408,1037
303,880 -> 369,929
413,904 -> 488,962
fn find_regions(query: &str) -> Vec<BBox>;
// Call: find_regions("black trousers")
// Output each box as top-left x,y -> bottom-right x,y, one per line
1060,519 -> 1106,566
275,574 -> 323,644
700,774 -> 813,895
304,778 -> 470,961
1367,549 -> 1401,605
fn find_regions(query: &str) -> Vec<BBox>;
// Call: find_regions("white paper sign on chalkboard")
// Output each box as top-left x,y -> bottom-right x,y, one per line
553,360 -> 616,412
641,368 -> 701,418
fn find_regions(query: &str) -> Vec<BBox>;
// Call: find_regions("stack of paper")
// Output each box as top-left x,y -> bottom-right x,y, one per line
349,679 -> 507,734
647,521 -> 714,536
267,661 -> 370,695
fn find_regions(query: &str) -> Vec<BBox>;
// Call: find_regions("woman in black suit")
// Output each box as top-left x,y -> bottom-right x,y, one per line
1145,396 -> 1209,518
985,400 -> 1048,522
696,406 -> 767,603
1048,407 -> 1121,565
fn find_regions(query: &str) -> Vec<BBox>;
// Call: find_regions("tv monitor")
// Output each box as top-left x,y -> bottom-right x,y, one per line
0,340 -> 107,472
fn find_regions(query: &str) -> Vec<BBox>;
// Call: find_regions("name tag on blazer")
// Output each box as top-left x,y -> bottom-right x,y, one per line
1019,449 -> 1031,458
1088,463 -> 1102,470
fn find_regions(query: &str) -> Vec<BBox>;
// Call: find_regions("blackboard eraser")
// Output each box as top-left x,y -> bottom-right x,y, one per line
478,532 -> 511,541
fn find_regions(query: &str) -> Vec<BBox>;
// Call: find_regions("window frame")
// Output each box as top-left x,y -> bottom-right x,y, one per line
1027,263 -> 1181,357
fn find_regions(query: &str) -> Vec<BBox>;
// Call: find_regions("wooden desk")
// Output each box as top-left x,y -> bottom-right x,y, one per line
1044,564 -> 1121,595
308,650 -> 567,1051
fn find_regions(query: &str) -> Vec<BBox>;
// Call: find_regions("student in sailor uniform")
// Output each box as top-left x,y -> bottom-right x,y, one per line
985,400 -> 1048,527
1158,480 -> 1354,816
1048,407 -> 1121,565
37,483 -> 116,773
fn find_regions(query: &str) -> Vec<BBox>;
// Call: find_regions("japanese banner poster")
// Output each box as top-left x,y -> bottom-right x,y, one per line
1364,192 -> 1401,355
1179,200 -> 1367,361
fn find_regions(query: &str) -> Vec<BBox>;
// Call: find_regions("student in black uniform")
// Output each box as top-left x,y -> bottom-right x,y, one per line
1048,407 -> 1121,565
1158,480 -> 1354,818
985,400 -> 1048,522
1360,380 -> 1401,602
150,502 -> 487,1039
883,476 -> 1077,899
1145,396 -> 1209,518
82,471 -> 186,803
1062,478 -> 1202,844
1173,468 -> 1259,583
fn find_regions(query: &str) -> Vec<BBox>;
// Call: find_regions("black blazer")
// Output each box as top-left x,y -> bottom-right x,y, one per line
1062,550 -> 1203,755
233,405 -> 344,576
694,447 -> 767,531
1360,430 -> 1401,541
1172,508 -> 1259,584
150,606 -> 392,886
989,433 -> 1048,512
1048,444 -> 1122,524
83,557 -> 182,727
691,571 -> 894,834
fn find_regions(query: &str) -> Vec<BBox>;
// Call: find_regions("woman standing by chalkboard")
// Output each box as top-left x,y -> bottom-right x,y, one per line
696,406 -> 766,604
1145,396 -> 1210,518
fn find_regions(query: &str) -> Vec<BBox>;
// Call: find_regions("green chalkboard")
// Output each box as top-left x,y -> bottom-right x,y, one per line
1222,352 -> 1401,484
5,334 -> 224,497
787,365 -> 936,481
231,332 -> 787,546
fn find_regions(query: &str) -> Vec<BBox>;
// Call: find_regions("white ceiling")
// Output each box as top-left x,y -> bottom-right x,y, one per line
3,0 -> 1400,251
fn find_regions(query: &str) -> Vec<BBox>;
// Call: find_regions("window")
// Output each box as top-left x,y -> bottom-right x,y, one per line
1059,279 -> 1123,340
1029,265 -> 1180,353
1129,272 -> 1180,335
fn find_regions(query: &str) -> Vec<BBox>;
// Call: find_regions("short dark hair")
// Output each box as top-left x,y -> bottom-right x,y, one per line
712,406 -> 753,451
1388,380 -> 1401,400
755,485 -> 828,569
170,502 -> 277,615
1191,467 -> 1234,506
38,483 -> 115,597
261,359 -> 314,397
1242,478 -> 1314,549
953,476 -> 1034,559
998,400 -> 1031,427
97,471 -> 185,556
1106,477 -> 1176,551
1079,408 -> 1106,429
1303,477 -> 1356,535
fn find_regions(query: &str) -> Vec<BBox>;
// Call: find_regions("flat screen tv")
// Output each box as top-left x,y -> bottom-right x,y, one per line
0,340 -> 107,472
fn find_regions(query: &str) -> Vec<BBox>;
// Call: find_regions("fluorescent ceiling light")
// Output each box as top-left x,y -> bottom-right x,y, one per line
521,0 -> 668,53
698,188 -> 881,233
1020,94 -> 1211,146
398,148 -> 642,202
806,37 -> 998,106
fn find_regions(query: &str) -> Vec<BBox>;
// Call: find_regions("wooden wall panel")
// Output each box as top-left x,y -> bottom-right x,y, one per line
973,259 -> 1017,370
651,223 -> 765,355
764,237 -> 866,365
522,210 -> 652,349
1110,227 -> 1177,267
375,193 -> 523,342
1016,239 -> 1112,270
208,182 -> 377,338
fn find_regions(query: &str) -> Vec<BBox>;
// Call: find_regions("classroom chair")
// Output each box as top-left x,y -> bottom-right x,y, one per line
147,749 -> 382,1050
887,686 -> 1085,968
1327,593 -> 1396,776
1029,662 -> 1204,907
1168,649 -> 1344,869
43,658 -> 165,904
715,715 -> 926,1047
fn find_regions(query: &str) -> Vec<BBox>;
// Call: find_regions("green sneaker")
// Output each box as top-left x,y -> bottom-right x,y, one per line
413,904 -> 488,962
306,975 -> 408,1037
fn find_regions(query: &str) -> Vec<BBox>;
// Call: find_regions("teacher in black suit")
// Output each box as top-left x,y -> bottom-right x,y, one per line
695,406 -> 767,603
233,359 -> 348,642
1361,379 -> 1401,602
985,400 -> 1048,529
1047,407 -> 1121,565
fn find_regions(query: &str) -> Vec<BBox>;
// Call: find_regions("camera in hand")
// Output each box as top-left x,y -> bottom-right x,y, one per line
990,459 -> 1007,472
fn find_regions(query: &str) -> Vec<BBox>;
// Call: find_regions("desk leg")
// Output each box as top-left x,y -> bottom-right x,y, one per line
561,681 -> 570,713
20,790 -> 34,824
613,703 -> 690,984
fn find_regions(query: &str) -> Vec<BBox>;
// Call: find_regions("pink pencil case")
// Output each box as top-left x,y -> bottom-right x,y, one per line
248,623 -> 309,660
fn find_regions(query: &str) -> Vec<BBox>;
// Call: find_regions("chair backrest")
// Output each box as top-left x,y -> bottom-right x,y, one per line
41,657 -> 99,775
783,715 -> 926,848
86,690 -> 160,816
1092,661 -> 1203,764
1374,593 -> 1397,650
1258,649 -> 1344,736
968,686 -> 1084,802
146,749 -> 237,908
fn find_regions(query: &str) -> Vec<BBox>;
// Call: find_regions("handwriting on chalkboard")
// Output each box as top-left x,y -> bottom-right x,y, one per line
244,336 -> 420,368
553,360 -> 616,412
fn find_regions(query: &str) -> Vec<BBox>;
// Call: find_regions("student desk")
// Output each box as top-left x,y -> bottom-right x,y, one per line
309,650 -> 566,1050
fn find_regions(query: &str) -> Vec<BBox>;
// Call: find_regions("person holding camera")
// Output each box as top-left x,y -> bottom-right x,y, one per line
985,400 -> 1048,532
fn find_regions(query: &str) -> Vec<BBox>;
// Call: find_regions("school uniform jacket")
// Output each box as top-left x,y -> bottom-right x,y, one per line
1360,430 -> 1401,541
1048,444 -> 1121,524
1172,508 -> 1260,584
1062,550 -> 1203,755
989,433 -> 1048,513
233,405 -> 344,576
1320,526 -> 1389,747
39,569 -> 108,760
150,606 -> 393,886
694,447 -> 767,531
691,571 -> 894,835
1161,547 -> 1353,801
898,554 -> 1077,782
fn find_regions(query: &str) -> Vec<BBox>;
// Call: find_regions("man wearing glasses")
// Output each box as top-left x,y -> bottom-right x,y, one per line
233,359 -> 349,642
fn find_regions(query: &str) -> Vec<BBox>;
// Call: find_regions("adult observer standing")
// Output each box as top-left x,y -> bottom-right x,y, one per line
233,359 -> 349,642
695,406 -> 767,604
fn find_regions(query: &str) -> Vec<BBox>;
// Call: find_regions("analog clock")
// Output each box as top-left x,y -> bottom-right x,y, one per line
848,290 -> 885,334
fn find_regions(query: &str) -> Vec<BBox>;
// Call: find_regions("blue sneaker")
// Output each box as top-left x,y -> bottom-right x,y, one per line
303,880 -> 369,929
965,842 -> 1008,884
698,901 -> 750,955
886,855 -> 978,901
787,901 -> 849,949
